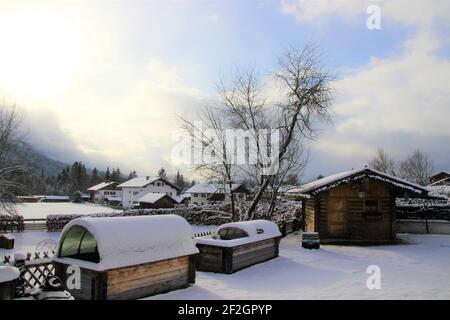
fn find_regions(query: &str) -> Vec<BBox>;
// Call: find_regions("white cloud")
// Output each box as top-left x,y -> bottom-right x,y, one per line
280,0 -> 450,27
206,14 -> 219,22
311,31 -> 450,171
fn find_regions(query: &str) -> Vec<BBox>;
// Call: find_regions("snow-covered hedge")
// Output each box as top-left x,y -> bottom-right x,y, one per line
46,200 -> 302,232
0,215 -> 24,233
396,198 -> 450,220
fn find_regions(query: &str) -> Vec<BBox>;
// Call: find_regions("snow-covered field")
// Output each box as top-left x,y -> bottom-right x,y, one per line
13,202 -> 121,219
147,233 -> 450,300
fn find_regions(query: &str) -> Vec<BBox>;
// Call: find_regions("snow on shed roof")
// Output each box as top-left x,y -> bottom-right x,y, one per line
196,220 -> 281,247
287,167 -> 429,195
87,181 -> 116,191
138,193 -> 175,204
53,215 -> 198,271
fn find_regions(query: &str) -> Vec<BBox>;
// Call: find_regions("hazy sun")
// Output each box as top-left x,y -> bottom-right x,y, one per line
0,5 -> 84,101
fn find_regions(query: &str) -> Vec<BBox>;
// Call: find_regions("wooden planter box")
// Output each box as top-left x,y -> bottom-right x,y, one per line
0,266 -> 20,300
0,279 -> 17,300
0,235 -> 14,249
196,237 -> 281,274
55,255 -> 196,300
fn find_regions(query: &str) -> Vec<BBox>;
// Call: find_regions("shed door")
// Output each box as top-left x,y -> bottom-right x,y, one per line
327,199 -> 347,237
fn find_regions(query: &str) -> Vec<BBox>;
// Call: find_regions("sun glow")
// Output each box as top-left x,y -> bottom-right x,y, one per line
0,6 -> 84,101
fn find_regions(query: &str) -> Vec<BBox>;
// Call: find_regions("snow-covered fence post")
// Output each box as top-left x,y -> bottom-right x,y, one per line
13,253 -> 27,298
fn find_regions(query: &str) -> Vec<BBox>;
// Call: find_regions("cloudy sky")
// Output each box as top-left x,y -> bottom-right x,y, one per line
0,0 -> 449,181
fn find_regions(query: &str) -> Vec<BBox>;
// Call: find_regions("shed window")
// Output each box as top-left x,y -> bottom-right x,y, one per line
59,226 -> 100,263
364,199 -> 381,216
218,227 -> 249,240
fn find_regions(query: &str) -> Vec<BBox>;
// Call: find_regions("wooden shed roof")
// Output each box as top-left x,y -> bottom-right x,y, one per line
287,167 -> 429,196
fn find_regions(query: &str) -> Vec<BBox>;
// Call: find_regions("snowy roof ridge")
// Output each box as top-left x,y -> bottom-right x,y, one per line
287,167 -> 428,195
117,177 -> 159,188
87,181 -> 117,191
138,193 -> 175,204
117,177 -> 180,190
428,177 -> 450,186
185,182 -> 244,194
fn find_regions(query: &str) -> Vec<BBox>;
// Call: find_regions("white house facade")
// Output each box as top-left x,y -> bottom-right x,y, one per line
185,183 -> 250,205
87,182 -> 122,202
117,177 -> 180,208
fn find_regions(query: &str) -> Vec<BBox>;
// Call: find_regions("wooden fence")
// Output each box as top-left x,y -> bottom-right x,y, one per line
2,251 -> 56,289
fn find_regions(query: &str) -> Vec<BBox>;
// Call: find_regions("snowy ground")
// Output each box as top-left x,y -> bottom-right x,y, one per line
3,229 -> 449,299
12,202 -> 121,219
146,233 -> 450,300
0,225 -> 217,258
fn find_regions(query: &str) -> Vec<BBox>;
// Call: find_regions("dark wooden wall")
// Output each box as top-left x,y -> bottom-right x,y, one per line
55,255 -> 195,300
304,179 -> 396,241
196,237 -> 280,274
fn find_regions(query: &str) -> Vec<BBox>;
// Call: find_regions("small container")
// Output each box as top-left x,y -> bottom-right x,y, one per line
0,266 -> 20,300
302,232 -> 320,249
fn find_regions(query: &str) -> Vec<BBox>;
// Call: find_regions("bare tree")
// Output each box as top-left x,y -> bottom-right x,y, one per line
181,107 -> 238,220
266,138 -> 309,216
399,150 -> 433,185
370,148 -> 396,176
0,104 -> 28,215
245,44 -> 332,219
180,44 -> 332,220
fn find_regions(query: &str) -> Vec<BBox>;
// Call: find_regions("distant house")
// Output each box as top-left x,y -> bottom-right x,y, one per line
87,182 -> 122,203
429,172 -> 450,184
138,193 -> 177,209
117,177 -> 180,209
185,183 -> 250,205
287,167 -> 429,242
174,193 -> 191,205
427,176 -> 450,199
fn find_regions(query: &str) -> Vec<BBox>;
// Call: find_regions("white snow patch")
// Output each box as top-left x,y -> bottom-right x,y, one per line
0,266 -> 20,282
146,233 -> 450,300
13,202 -> 121,219
196,220 -> 281,247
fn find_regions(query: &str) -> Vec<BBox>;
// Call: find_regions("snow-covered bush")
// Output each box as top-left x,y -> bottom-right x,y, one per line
46,200 -> 303,231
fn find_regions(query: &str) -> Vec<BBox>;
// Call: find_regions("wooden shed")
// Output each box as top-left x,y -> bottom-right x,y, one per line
195,220 -> 281,274
138,193 -> 177,209
287,167 -> 429,243
53,215 -> 198,300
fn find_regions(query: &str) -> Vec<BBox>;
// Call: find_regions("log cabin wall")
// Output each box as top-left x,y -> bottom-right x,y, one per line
55,255 -> 195,300
196,237 -> 281,274
231,238 -> 279,272
106,255 -> 193,300
304,199 -> 317,232
305,179 -> 397,241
